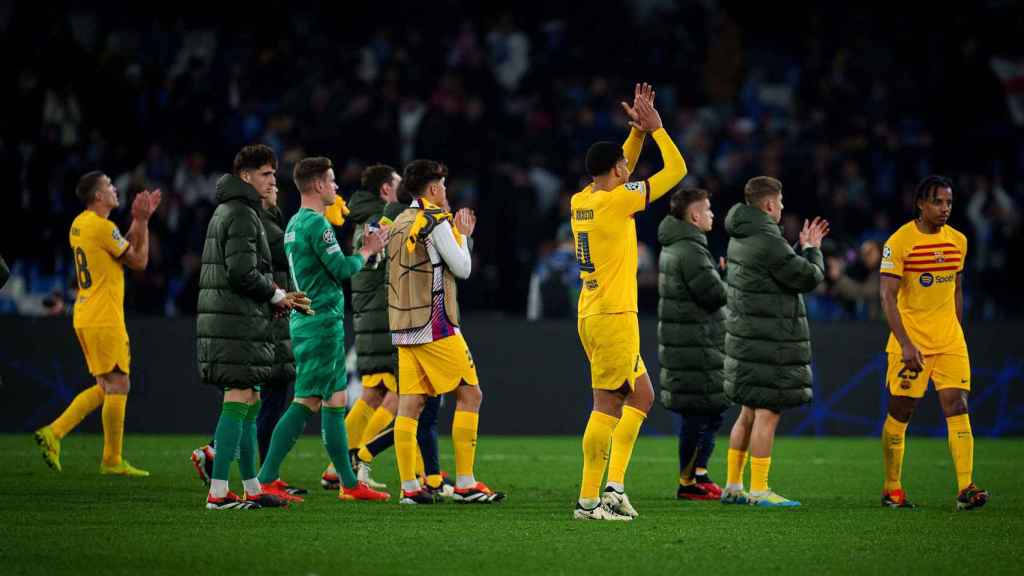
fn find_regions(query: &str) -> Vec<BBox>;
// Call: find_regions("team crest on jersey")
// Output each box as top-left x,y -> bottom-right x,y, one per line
322,229 -> 336,245
624,182 -> 643,192
934,250 -> 945,263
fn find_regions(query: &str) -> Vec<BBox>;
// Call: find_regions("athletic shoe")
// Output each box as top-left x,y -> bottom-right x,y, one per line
956,484 -> 989,511
694,473 -> 722,498
749,490 -> 801,507
207,491 -> 260,510
720,488 -> 750,505
321,464 -> 340,490
356,461 -> 387,490
261,482 -> 303,503
453,482 -> 505,503
424,476 -> 456,499
573,501 -> 632,521
601,486 -> 637,517
399,488 -> 439,505
243,492 -> 289,508
100,460 -> 150,477
265,478 -> 307,496
33,426 -> 61,472
339,481 -> 390,501
190,445 -> 214,486
677,483 -> 717,501
881,489 -> 916,509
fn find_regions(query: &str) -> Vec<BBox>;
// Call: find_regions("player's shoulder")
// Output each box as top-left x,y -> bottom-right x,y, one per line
884,221 -> 917,249
944,224 -> 968,247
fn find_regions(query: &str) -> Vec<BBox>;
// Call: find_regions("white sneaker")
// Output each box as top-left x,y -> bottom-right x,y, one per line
356,461 -> 387,490
573,501 -> 632,521
602,487 -> 639,518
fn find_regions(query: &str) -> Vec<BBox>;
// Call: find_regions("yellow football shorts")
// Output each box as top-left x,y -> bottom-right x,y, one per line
398,333 -> 479,396
362,372 -> 398,393
75,326 -> 131,376
886,352 -> 970,398
578,312 -> 646,391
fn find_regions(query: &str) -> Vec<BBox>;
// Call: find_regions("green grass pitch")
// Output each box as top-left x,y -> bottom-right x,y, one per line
3,434 -> 1021,575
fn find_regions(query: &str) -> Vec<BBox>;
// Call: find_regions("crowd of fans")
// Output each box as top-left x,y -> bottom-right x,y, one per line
1,1 -> 1021,319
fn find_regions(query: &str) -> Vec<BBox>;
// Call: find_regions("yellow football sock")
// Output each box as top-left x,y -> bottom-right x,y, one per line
51,385 -> 104,438
394,416 -> 418,484
452,410 -> 479,480
607,406 -> 646,485
580,411 -> 619,500
750,456 -> 771,493
359,406 -> 395,451
344,399 -> 375,449
726,448 -> 748,487
882,415 -> 909,491
101,393 -> 127,466
415,446 -> 426,478
946,414 -> 974,491
426,474 -> 443,489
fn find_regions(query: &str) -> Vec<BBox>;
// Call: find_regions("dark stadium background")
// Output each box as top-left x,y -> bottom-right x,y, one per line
1,1 -> 1021,435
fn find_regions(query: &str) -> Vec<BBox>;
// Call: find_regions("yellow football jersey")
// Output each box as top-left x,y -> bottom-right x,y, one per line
571,179 -> 650,317
881,220 -> 968,356
69,210 -> 129,328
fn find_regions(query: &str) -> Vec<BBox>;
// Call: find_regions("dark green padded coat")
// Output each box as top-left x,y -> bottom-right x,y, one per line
657,215 -> 730,415
723,203 -> 824,411
347,190 -> 405,376
197,175 -> 276,388
261,205 -> 295,385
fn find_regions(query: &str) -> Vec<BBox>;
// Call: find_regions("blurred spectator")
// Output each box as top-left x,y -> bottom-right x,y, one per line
827,240 -> 883,320
527,224 -> 579,320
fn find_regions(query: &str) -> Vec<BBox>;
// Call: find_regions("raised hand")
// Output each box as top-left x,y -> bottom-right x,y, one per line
631,83 -> 663,132
455,208 -> 476,237
800,217 -> 830,248
620,83 -> 645,130
132,189 -> 162,221
359,227 -> 388,259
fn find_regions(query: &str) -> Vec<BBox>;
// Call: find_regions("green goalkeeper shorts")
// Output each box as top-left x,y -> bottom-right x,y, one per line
291,329 -> 348,399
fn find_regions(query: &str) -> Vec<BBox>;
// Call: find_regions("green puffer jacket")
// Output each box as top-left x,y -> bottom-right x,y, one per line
262,205 -> 295,385
347,190 -> 405,376
196,175 -> 276,388
723,203 -> 824,410
657,215 -> 729,415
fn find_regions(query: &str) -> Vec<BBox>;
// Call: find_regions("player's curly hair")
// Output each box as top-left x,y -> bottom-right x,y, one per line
914,175 -> 953,218
402,159 -> 448,198
233,144 -> 277,175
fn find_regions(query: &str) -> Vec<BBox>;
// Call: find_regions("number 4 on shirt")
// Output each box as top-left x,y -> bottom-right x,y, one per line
576,232 -> 596,273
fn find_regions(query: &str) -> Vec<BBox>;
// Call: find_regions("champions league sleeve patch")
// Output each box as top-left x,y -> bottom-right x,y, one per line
624,181 -> 644,192
113,228 -> 127,247
322,229 -> 337,245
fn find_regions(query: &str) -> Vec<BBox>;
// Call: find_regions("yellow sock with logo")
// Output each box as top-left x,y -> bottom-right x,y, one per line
452,410 -> 479,487
882,415 -> 909,491
607,406 -> 646,486
101,393 -> 127,466
344,399 -> 375,449
726,448 -> 748,488
580,411 -> 619,501
946,414 -> 974,491
52,385 -> 104,438
750,456 -> 771,493
394,416 -> 419,491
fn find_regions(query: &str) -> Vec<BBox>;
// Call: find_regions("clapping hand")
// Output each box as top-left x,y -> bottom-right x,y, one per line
454,208 -> 476,237
131,188 -> 162,221
359,227 -> 389,260
620,83 -> 662,132
799,217 -> 830,249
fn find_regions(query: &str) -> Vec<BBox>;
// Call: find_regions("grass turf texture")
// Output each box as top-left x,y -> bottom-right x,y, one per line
3,434 -> 1021,575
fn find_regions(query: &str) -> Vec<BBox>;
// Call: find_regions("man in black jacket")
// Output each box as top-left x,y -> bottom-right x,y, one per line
657,188 -> 729,500
196,144 -> 307,510
720,176 -> 827,507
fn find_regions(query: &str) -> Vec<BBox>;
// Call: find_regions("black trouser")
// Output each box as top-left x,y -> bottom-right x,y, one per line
677,411 -> 725,480
258,382 -> 292,463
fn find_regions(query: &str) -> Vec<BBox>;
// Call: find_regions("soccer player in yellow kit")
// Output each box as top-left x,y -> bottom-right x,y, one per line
571,83 -> 686,520
35,171 -> 161,476
879,175 -> 987,511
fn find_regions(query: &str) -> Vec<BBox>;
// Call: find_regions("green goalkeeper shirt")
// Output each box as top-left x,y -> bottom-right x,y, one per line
284,207 -> 365,335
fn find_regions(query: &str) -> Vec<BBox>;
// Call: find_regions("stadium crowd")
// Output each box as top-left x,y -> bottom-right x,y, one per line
1,1 -> 1021,319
